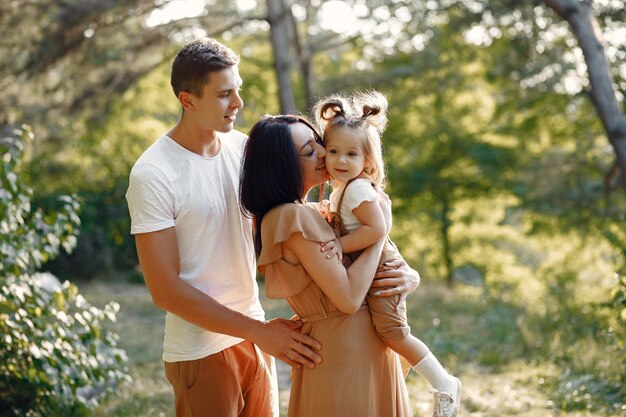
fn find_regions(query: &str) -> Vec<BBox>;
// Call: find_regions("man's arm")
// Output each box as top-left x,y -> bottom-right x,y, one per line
135,227 -> 322,368
370,259 -> 421,309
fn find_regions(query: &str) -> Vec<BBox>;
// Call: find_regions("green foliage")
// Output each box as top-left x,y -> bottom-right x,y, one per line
0,125 -> 129,417
380,24 -> 518,283
0,276 -> 129,417
43,187 -> 138,280
535,269 -> 626,413
0,126 -> 80,276
607,272 -> 626,327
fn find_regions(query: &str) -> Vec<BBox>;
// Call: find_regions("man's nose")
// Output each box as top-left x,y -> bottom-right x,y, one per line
232,91 -> 244,109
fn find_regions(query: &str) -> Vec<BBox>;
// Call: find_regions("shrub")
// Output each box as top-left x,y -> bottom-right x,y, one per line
0,125 -> 130,417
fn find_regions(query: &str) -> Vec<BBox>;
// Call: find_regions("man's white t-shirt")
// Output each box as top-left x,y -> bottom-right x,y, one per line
329,178 -> 379,233
126,132 -> 265,362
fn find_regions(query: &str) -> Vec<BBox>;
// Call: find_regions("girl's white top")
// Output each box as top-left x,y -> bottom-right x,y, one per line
329,178 -> 379,233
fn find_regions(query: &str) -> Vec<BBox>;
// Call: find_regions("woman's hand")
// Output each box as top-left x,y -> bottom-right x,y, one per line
370,258 -> 420,310
320,238 -> 343,262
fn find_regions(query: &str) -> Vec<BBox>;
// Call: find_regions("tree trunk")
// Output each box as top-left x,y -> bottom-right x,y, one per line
543,0 -> 626,188
441,194 -> 454,287
289,10 -> 313,113
266,0 -> 297,114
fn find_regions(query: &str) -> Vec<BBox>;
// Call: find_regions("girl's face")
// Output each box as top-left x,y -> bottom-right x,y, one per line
324,126 -> 368,183
290,122 -> 329,194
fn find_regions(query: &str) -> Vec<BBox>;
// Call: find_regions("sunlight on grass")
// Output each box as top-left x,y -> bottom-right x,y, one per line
81,279 -> 624,417
81,282 -> 174,417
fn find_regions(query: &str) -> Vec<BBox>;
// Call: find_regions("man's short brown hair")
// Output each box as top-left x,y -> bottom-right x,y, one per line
171,38 -> 240,98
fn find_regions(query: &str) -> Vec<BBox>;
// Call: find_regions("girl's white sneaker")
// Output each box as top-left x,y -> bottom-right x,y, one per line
431,376 -> 462,417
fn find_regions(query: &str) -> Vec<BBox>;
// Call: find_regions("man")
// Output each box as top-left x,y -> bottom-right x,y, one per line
126,38 -> 322,417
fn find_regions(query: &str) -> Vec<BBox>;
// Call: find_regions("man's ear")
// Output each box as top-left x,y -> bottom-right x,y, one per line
178,91 -> 195,111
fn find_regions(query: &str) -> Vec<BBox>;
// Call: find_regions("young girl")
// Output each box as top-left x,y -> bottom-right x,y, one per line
313,91 -> 462,417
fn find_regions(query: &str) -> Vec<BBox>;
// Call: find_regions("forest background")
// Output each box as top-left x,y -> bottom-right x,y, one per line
0,0 -> 625,416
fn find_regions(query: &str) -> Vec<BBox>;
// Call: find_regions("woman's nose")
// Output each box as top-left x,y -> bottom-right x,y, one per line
315,143 -> 326,158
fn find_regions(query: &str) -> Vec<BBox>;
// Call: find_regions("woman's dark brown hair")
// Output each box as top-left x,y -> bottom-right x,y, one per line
239,114 -> 322,255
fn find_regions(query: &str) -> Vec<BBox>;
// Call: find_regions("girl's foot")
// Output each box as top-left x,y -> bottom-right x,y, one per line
431,376 -> 461,417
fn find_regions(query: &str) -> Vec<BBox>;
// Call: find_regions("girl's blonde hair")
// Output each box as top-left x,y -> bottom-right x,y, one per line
313,90 -> 388,188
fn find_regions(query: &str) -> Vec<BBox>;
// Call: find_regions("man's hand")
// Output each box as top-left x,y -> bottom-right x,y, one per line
370,258 -> 420,310
320,238 -> 343,262
251,318 -> 322,368
376,188 -> 393,233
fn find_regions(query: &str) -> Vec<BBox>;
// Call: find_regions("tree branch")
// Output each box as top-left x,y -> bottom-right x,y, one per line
543,0 -> 626,188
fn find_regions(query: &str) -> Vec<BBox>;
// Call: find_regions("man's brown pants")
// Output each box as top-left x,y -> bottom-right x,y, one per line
164,340 -> 274,417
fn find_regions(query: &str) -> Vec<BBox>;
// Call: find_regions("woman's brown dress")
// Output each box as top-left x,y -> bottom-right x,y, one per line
258,202 -> 413,417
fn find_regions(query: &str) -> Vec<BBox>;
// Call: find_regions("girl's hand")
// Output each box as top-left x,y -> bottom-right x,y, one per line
320,238 -> 343,262
370,258 -> 420,310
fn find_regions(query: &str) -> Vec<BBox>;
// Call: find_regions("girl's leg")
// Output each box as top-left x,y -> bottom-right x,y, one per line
386,335 -> 456,391
385,334 -> 429,366
386,336 -> 462,417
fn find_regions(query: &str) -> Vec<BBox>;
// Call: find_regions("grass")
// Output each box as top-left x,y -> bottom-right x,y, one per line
83,283 -> 173,417
81,279 -> 625,417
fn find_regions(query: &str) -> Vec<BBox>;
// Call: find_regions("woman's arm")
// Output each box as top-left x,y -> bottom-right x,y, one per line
283,231 -> 385,314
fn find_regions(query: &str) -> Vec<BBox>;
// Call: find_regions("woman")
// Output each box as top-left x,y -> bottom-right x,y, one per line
240,114 -> 418,417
